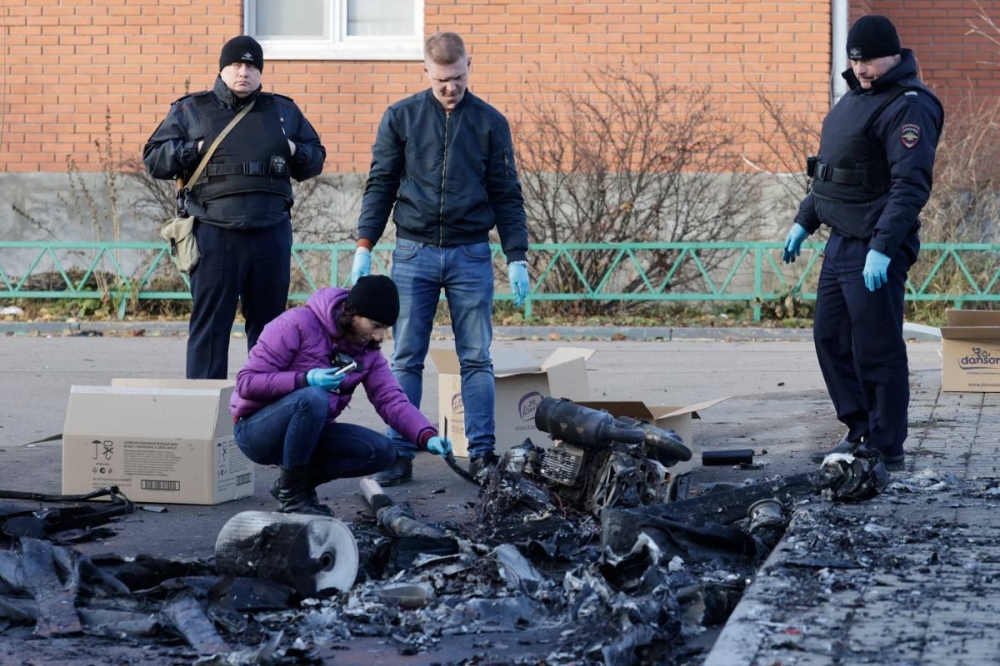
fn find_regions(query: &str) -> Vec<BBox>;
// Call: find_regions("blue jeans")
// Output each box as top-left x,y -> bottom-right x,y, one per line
234,387 -> 395,479
388,239 -> 496,460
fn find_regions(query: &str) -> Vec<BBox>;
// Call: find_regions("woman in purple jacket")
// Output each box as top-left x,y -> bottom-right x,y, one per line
230,276 -> 451,515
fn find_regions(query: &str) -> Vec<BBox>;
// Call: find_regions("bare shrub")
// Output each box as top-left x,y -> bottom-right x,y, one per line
747,70 -> 1000,318
513,64 -> 765,315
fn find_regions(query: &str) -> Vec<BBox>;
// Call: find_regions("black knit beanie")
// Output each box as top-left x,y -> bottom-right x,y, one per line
219,36 -> 264,72
346,275 -> 400,326
846,15 -> 900,61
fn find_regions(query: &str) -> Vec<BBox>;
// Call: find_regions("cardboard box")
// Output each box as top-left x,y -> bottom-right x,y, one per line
431,347 -> 596,457
940,309 -> 1000,392
577,398 -> 731,478
62,379 -> 254,505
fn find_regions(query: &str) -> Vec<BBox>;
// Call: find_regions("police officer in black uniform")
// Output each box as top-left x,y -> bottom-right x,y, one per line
144,36 -> 326,379
781,15 -> 944,469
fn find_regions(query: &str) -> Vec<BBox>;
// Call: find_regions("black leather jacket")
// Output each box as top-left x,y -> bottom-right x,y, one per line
143,77 -> 326,229
358,89 -> 528,262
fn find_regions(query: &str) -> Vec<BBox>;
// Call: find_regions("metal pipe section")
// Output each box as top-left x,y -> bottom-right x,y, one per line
831,0 -> 849,106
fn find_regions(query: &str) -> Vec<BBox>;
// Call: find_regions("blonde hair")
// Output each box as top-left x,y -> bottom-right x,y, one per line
424,32 -> 466,65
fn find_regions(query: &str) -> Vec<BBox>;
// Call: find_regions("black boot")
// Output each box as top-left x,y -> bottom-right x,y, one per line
469,452 -> 500,483
270,469 -> 334,506
809,433 -> 865,463
275,466 -> 334,516
372,457 -> 412,487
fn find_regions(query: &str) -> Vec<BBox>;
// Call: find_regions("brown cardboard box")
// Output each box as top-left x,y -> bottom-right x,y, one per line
940,309 -> 1000,392
577,398 -> 731,478
430,347 -> 595,457
61,379 -> 254,505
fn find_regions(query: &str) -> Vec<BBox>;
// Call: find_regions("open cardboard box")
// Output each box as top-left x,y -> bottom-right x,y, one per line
430,347 -> 595,457
577,397 -> 731,478
940,309 -> 1000,392
61,379 -> 254,505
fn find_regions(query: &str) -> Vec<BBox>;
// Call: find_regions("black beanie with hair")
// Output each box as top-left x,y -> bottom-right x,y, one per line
345,275 -> 400,326
219,36 -> 264,72
846,15 -> 900,61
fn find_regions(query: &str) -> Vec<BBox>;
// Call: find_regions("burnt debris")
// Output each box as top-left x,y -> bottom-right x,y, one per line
0,400 -> 899,665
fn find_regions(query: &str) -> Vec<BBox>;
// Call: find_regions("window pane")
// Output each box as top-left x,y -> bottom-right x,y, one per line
347,0 -> 414,36
256,0 -> 329,39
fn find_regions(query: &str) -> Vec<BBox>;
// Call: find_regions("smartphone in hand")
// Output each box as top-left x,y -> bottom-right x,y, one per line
333,361 -> 358,377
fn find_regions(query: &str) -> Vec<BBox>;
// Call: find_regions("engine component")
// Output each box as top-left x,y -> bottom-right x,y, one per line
535,397 -> 692,464
215,511 -> 358,597
540,442 -> 586,486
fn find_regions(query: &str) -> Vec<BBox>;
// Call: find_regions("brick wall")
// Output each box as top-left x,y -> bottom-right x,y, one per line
0,1 -> 834,174
869,1 -> 1000,107
6,2 -> 998,176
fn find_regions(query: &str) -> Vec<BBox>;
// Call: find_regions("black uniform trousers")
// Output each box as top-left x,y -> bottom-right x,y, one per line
186,219 -> 292,379
813,231 -> 918,457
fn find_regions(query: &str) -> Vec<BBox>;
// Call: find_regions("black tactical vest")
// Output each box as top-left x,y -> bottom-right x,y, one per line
810,79 -> 932,205
191,93 -> 293,204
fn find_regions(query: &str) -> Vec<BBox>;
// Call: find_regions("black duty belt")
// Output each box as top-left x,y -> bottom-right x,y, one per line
206,162 -> 273,177
813,162 -> 867,186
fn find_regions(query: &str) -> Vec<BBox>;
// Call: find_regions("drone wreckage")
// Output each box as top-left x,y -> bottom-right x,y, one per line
0,397 -> 889,665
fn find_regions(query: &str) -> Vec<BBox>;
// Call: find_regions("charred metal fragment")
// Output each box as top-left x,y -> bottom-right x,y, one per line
19,537 -> 83,636
457,596 -> 549,628
160,591 -> 229,655
821,452 -> 889,501
492,544 -> 544,594
389,534 -> 460,571
360,477 -> 447,538
88,553 -> 215,592
0,595 -> 37,624
375,582 -> 435,609
77,607 -> 158,637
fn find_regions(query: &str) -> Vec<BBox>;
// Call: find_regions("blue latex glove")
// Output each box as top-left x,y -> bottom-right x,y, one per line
306,368 -> 346,393
350,248 -> 371,285
781,223 -> 809,264
426,436 -> 451,458
508,262 -> 530,308
862,249 -> 891,292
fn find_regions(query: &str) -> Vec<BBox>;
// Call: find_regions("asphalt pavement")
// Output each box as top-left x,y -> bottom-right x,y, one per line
1,323 -> 988,665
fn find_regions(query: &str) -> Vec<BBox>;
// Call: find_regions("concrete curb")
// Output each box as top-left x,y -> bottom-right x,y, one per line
0,321 -> 943,342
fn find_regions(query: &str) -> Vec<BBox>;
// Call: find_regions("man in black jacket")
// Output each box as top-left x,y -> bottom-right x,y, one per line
781,16 -> 944,470
350,32 -> 530,486
144,36 -> 326,379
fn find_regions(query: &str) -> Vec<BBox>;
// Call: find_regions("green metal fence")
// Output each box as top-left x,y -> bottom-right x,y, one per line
1,240 -> 999,321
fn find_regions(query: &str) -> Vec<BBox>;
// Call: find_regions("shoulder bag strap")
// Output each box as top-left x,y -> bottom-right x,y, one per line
180,98 -> 256,190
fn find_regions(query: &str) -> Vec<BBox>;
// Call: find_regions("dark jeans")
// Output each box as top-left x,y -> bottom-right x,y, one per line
187,219 -> 292,379
233,387 -> 396,480
813,231 -> 918,456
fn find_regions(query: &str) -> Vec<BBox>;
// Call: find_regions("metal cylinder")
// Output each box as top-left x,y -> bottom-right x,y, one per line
747,498 -> 785,533
702,449 -> 754,466
535,397 -> 644,449
215,511 -> 359,598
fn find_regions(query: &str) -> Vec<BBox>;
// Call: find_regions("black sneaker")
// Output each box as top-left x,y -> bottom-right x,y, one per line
809,433 -> 865,463
469,452 -> 500,483
372,457 -> 413,487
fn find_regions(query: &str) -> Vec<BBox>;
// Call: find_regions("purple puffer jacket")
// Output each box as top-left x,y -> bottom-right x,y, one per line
229,287 -> 436,447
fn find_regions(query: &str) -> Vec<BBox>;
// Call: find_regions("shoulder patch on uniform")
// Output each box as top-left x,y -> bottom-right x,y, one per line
900,123 -> 921,149
171,90 -> 209,106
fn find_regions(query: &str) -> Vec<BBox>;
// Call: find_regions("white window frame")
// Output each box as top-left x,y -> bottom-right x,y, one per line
245,0 -> 424,61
